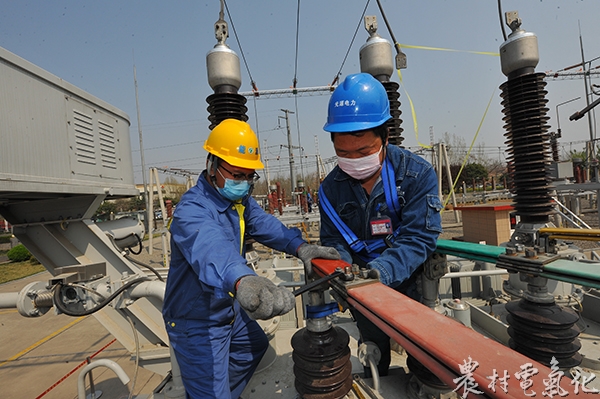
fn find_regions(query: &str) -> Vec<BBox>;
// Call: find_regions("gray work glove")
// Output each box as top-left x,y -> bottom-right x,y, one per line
236,276 -> 295,320
297,243 -> 341,276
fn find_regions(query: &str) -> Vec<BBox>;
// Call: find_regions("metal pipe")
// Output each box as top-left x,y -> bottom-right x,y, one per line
441,269 -> 508,279
539,226 -> 600,240
77,359 -> 130,399
165,346 -> 186,398
0,292 -> 18,308
367,356 -> 380,393
553,196 -> 592,229
556,96 -> 580,133
128,280 -> 165,301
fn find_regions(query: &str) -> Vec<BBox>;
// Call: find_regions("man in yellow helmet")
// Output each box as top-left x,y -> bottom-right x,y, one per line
162,119 -> 340,398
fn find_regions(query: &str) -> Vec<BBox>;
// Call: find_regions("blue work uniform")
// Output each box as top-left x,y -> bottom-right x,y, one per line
163,171 -> 305,398
319,144 -> 442,375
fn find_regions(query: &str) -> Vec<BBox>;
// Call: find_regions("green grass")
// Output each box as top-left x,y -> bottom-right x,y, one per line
0,255 -> 46,284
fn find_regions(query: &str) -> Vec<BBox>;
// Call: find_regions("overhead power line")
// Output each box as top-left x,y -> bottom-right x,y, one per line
239,85 -> 335,99
545,70 -> 600,81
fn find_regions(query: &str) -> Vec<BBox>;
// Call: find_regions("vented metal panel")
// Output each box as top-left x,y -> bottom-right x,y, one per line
0,44 -> 137,197
99,119 -> 117,169
73,109 -> 96,165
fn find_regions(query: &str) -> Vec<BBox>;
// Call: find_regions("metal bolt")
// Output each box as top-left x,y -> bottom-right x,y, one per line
525,247 -> 537,258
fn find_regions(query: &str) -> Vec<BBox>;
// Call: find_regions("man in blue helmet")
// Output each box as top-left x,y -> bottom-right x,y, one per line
318,73 -> 443,377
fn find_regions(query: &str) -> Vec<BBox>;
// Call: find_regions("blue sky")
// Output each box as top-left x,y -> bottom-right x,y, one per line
1,1 -> 599,184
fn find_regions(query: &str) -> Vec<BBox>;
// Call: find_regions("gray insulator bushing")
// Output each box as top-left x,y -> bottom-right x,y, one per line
360,35 -> 394,81
499,29 -> 539,77
206,44 -> 242,90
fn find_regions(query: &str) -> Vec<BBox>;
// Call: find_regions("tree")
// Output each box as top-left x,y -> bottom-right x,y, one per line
443,132 -> 468,165
128,196 -> 146,211
462,163 -> 488,188
93,200 -> 117,221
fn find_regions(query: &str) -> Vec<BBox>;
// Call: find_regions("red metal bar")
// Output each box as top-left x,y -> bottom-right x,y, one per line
311,258 -> 350,276
311,258 -> 595,398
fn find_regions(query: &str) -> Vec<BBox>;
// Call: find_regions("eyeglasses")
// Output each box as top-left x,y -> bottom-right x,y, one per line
218,164 -> 261,183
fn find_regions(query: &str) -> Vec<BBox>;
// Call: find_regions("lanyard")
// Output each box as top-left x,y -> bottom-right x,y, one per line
381,157 -> 401,226
319,157 -> 402,261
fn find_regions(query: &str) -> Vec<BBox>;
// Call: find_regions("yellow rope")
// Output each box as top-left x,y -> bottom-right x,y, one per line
393,42 -> 501,208
398,43 -> 499,57
396,68 -> 428,149
442,84 -> 499,210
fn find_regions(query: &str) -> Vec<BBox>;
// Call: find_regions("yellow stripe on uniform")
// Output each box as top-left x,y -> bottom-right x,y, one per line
233,201 -> 245,255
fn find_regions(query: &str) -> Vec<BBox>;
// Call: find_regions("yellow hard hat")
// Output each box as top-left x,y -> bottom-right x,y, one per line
203,119 -> 264,169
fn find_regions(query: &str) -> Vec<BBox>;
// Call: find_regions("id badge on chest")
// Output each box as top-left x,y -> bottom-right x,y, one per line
370,215 -> 393,236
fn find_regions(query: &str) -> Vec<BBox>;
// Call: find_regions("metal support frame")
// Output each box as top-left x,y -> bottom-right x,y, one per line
148,167 -> 171,267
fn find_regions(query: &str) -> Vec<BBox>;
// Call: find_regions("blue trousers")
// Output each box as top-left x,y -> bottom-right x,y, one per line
167,310 -> 269,398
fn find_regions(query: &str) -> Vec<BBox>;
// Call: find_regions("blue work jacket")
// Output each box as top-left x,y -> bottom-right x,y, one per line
319,144 -> 443,287
163,171 -> 305,325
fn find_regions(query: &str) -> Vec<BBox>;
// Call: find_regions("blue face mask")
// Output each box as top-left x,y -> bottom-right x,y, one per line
216,168 -> 251,201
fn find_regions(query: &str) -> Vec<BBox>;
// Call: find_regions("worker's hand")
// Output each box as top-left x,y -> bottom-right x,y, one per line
236,276 -> 295,320
297,243 -> 341,277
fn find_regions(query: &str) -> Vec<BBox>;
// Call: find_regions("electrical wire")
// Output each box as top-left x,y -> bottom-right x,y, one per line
125,254 -> 165,282
128,233 -> 143,255
66,283 -> 107,301
223,0 -> 257,92
566,294 -> 588,333
106,233 -> 165,282
497,0 -> 508,41
293,0 -> 301,90
375,0 -> 400,56
126,313 -> 140,399
252,95 -> 265,182
330,0 -> 371,86
53,277 -> 151,317
132,140 -> 203,153
292,0 -> 306,184
125,255 -> 165,282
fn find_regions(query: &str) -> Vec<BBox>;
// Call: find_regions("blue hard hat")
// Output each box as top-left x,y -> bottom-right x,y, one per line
323,73 -> 391,133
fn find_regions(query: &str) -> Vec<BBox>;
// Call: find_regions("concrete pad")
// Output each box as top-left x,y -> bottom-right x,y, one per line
0,271 -> 164,399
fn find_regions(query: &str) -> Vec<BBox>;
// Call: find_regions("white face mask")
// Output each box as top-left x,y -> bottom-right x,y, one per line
337,146 -> 383,180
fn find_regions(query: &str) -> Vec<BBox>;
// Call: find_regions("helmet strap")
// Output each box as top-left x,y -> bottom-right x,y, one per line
207,154 -> 220,188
